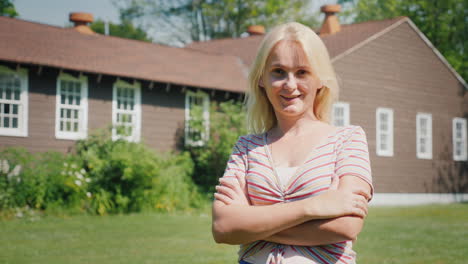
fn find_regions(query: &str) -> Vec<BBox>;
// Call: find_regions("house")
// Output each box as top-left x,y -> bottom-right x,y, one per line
188,5 -> 468,205
0,12 -> 246,152
0,5 -> 466,205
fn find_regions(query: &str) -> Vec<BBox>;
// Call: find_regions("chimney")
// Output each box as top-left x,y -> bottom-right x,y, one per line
247,25 -> 265,36
69,12 -> 94,34
319,4 -> 341,36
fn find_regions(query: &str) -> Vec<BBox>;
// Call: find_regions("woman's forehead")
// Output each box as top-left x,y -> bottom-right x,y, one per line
266,40 -> 311,67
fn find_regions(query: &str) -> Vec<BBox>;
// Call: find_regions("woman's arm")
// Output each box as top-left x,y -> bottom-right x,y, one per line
265,126 -> 374,246
212,174 -> 368,245
263,176 -> 371,246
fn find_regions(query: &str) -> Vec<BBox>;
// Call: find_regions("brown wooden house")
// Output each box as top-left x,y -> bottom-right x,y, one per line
0,5 -> 467,205
187,5 -> 468,205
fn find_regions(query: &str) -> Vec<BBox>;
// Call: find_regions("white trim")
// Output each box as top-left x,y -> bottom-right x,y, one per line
185,90 -> 210,146
0,65 -> 28,137
331,18 -> 406,63
331,18 -> 467,90
332,102 -> 350,127
416,113 -> 432,159
370,193 -> 468,206
452,117 -> 467,161
404,19 -> 468,90
376,107 -> 394,157
111,79 -> 141,142
55,73 -> 88,140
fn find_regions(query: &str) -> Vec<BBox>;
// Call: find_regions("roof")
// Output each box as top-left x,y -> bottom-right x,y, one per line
0,16 -> 246,93
186,16 -> 407,66
187,16 -> 467,90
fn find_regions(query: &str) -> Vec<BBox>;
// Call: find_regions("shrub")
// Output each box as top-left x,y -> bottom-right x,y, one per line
187,100 -> 247,192
75,128 -> 205,215
0,148 -> 87,211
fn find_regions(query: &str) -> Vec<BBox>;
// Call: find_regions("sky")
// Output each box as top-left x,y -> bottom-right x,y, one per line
15,0 -> 121,27
14,0 -> 345,28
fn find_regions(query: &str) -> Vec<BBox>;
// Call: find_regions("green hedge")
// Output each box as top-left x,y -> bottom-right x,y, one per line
0,100 -> 246,215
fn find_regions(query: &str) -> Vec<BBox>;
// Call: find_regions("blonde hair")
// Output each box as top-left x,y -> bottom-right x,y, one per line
246,22 -> 340,134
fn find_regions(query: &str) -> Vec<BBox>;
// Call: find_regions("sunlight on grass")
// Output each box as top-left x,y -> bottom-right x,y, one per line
1,203 -> 467,264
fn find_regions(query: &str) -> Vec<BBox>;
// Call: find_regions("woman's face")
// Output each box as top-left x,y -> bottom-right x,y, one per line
261,40 -> 322,119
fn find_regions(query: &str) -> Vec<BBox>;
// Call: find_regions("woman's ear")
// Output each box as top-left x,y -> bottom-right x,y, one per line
258,76 -> 265,89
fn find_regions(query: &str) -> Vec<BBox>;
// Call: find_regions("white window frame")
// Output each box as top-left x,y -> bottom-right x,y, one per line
55,73 -> 88,140
112,79 -> 141,142
376,107 -> 394,157
453,117 -> 467,161
0,65 -> 28,137
185,90 -> 210,146
332,102 -> 350,127
416,113 -> 432,159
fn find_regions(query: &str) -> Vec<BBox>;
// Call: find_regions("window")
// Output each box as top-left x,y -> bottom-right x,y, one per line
112,79 -> 141,142
332,102 -> 350,127
185,91 -> 209,146
416,113 -> 432,159
0,65 -> 28,137
376,107 -> 393,156
453,117 -> 467,161
55,73 -> 88,140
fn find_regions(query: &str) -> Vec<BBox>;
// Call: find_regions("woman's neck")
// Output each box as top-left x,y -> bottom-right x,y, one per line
272,111 -> 324,137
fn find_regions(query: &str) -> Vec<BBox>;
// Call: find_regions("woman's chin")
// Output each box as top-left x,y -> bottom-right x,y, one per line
279,105 -> 304,116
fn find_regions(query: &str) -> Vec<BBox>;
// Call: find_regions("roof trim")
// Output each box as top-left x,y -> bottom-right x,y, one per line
404,18 -> 467,90
331,17 -> 406,62
332,17 -> 467,90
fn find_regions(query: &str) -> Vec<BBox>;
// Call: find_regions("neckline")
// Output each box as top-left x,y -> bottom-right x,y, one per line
263,125 -> 344,193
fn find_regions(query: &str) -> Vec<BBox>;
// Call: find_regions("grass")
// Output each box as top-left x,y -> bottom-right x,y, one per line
0,203 -> 467,264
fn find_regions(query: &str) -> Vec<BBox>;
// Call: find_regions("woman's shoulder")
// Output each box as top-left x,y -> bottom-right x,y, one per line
234,133 -> 266,149
334,125 -> 367,141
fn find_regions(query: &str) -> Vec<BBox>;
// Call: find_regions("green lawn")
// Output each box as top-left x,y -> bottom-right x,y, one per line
1,203 -> 467,264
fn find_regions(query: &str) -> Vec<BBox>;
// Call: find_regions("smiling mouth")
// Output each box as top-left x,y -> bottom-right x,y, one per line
280,95 -> 301,101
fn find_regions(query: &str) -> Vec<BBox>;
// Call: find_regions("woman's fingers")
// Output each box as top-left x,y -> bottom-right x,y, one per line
235,173 -> 246,190
352,188 -> 371,201
214,193 -> 232,205
215,185 -> 237,199
329,175 -> 340,190
219,178 -> 243,195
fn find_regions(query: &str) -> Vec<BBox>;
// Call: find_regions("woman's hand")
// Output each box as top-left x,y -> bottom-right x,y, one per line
304,175 -> 369,219
214,174 -> 250,206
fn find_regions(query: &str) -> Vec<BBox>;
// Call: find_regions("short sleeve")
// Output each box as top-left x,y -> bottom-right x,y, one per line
220,136 -> 248,182
335,126 -> 374,200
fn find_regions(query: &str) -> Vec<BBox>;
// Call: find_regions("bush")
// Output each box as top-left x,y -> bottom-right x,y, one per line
187,100 -> 247,192
75,129 -> 205,215
0,148 -> 88,211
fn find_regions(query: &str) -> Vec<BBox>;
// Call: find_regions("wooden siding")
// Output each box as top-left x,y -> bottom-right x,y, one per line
334,21 -> 467,193
0,63 -> 238,154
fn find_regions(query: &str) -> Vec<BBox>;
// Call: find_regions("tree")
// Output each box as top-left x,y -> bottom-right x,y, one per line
112,0 -> 320,46
338,0 -> 468,85
1,0 -> 18,17
90,19 -> 153,42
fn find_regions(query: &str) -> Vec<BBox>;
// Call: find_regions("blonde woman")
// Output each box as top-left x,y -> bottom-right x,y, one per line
212,22 -> 373,264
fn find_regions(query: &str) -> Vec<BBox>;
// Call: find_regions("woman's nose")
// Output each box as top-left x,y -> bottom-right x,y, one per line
284,73 -> 297,90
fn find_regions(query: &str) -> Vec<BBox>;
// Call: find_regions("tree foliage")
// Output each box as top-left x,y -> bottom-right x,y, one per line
90,19 -> 153,42
339,0 -> 468,85
0,0 -> 18,17
186,100 -> 247,192
112,0 -> 320,46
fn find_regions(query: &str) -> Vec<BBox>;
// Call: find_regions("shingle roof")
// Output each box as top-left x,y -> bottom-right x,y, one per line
0,16 -> 247,93
186,16 -> 407,65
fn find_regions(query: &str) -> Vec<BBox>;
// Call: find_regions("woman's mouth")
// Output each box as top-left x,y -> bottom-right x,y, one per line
280,95 -> 301,101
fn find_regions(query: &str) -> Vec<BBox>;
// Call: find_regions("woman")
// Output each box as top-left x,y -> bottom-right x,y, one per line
212,22 -> 373,264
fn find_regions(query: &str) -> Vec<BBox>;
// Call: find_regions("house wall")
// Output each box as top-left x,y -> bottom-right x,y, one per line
334,21 -> 467,193
0,63 -> 239,154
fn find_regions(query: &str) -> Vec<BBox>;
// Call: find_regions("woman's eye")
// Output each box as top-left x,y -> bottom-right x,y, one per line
272,68 -> 285,75
297,69 -> 308,76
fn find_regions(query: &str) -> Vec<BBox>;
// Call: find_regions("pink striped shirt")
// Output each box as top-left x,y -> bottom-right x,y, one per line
221,125 -> 374,264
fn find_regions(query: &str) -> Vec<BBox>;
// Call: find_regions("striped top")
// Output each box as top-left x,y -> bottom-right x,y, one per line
221,125 -> 373,264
